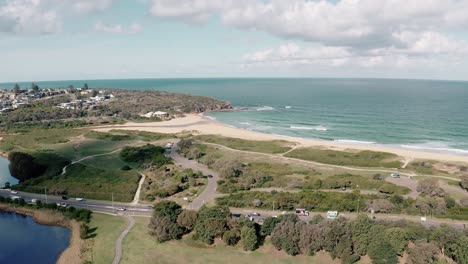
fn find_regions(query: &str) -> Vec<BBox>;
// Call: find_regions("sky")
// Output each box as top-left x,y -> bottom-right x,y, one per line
1,0 -> 468,82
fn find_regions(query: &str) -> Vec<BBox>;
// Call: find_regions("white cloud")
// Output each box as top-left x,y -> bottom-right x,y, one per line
69,0 -> 113,14
149,0 -> 468,48
149,0 -> 228,23
94,21 -> 143,34
0,0 -> 115,35
0,0 -> 62,34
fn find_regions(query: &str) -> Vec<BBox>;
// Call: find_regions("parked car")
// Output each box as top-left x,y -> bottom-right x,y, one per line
206,175 -> 213,178
56,202 -> 68,208
10,190 -> 18,194
61,196 -> 68,200
391,173 -> 400,178
250,212 -> 261,216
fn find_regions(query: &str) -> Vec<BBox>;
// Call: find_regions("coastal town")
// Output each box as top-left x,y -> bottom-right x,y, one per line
0,84 -> 114,114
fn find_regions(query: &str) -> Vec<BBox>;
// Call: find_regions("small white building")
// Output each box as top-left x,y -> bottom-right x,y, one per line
141,111 -> 169,119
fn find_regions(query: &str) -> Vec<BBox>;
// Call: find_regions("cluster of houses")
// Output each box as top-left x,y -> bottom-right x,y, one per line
58,91 -> 114,110
0,85 -> 115,113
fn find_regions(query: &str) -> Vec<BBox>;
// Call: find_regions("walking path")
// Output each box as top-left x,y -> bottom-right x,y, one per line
131,173 -> 145,205
61,149 -> 122,175
112,215 -> 135,264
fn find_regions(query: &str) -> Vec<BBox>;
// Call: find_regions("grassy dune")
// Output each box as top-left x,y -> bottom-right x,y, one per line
285,147 -> 402,168
194,135 -> 294,154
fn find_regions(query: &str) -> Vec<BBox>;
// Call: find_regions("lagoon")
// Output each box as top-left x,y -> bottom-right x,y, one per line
0,211 -> 71,264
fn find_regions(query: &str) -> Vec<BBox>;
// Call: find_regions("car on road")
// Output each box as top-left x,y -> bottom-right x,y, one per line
75,198 -> 84,201
116,207 -> 126,211
61,196 -> 68,200
391,173 -> 400,178
10,190 -> 18,194
250,212 -> 261,216
57,202 -> 68,208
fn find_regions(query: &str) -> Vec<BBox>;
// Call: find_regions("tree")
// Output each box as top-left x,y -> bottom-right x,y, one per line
429,224 -> 459,256
261,216 -> 281,235
417,178 -> 446,197
194,205 -> 230,244
271,218 -> 303,256
241,226 -> 258,251
80,223 -> 89,239
83,83 -> 89,90
219,159 -> 243,179
148,201 -> 184,242
152,201 -> 182,222
368,238 -> 398,264
148,216 -> 184,242
299,223 -> 325,255
8,152 -> 46,182
177,210 -> 198,231
383,227 -> 408,256
91,89 -> 98,97
407,241 -> 439,264
31,83 -> 39,92
309,214 -> 324,224
223,229 -> 240,246
460,175 -> 468,191
349,214 -> 374,255
13,83 -> 21,94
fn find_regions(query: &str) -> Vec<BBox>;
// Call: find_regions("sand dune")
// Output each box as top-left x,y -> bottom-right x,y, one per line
94,114 -> 468,163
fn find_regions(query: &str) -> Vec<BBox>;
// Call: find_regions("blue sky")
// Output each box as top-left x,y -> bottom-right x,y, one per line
1,0 -> 468,82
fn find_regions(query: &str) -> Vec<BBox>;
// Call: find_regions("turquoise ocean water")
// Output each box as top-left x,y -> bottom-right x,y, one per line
2,78 -> 468,156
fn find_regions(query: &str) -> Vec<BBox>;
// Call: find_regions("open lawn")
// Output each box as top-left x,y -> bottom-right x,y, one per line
121,217 -> 337,264
194,135 -> 294,154
86,213 -> 128,264
285,147 -> 402,168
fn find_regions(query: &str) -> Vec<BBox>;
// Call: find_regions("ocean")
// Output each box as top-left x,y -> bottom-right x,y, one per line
2,78 -> 468,156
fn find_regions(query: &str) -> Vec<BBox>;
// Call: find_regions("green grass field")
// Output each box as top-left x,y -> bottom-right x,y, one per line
194,135 -> 294,154
87,213 -> 128,264
17,160 -> 140,202
285,147 -> 402,168
121,217 -> 337,264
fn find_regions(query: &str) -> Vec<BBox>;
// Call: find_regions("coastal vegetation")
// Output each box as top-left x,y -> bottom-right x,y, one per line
140,202 -> 467,264
192,135 -> 294,154
284,147 -> 402,168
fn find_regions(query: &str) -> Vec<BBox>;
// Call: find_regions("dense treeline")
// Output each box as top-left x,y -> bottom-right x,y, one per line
120,144 -> 172,167
8,151 -> 71,182
148,202 -> 467,264
216,190 -> 467,220
8,152 -> 46,181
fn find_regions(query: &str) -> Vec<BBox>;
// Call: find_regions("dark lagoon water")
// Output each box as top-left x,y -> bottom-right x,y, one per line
1,78 -> 468,155
0,211 -> 71,264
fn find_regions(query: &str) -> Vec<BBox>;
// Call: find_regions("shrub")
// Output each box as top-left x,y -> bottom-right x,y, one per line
80,223 -> 89,239
261,217 -> 281,235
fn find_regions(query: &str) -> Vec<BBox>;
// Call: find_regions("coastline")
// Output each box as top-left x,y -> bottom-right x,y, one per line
94,113 -> 468,163
0,204 -> 83,264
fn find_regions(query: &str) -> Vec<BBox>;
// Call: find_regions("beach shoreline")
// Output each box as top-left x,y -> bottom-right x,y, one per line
93,113 -> 468,163
0,204 -> 83,264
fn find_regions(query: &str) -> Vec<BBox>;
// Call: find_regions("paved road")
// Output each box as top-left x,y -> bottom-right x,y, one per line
168,143 -> 222,210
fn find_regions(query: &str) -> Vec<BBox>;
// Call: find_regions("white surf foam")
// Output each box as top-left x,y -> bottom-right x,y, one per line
290,125 -> 328,131
285,106 -> 292,109
335,139 -> 376,144
256,106 -> 274,111
400,142 -> 468,155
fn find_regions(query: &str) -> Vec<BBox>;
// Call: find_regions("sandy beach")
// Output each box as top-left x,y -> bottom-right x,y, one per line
94,114 -> 468,163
